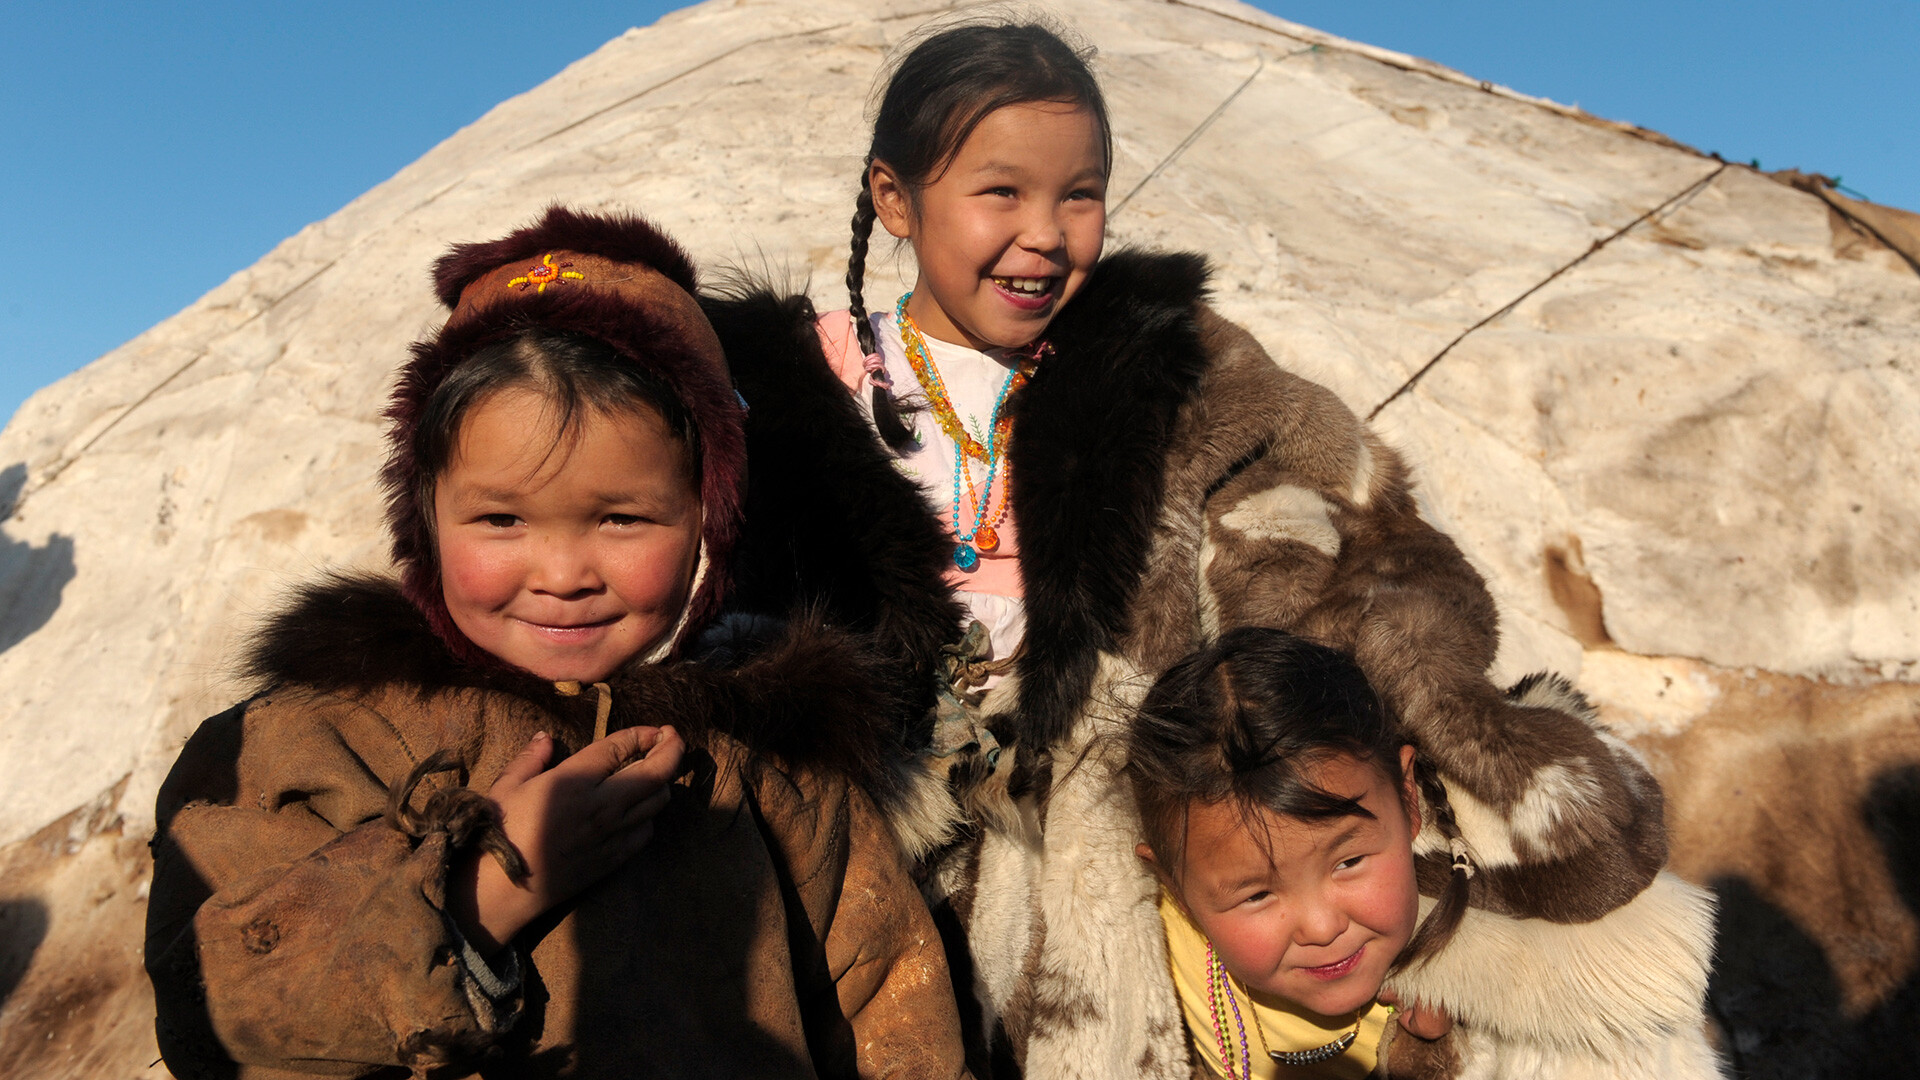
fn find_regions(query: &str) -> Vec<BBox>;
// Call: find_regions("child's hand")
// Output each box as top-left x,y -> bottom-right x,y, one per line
1378,988 -> 1453,1040
449,726 -> 685,955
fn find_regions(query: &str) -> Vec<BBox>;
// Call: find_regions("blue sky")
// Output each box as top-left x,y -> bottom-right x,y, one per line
4,1 -> 1915,428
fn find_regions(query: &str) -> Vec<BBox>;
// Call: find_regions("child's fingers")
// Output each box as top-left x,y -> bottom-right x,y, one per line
489,732 -> 553,795
602,731 -> 684,806
555,726 -> 657,780
628,725 -> 683,772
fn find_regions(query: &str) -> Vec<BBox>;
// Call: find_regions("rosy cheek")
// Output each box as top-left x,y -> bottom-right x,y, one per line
602,531 -> 699,611
1203,909 -> 1290,983
438,536 -> 519,611
1362,856 -> 1422,942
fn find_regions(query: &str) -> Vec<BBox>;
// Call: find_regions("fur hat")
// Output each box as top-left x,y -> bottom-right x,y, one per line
382,206 -> 745,667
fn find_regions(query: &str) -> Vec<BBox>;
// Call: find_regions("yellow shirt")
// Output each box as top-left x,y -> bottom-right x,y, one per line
1160,893 -> 1393,1079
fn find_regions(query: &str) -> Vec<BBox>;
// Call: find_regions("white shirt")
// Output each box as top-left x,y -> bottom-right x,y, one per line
860,307 -> 1028,666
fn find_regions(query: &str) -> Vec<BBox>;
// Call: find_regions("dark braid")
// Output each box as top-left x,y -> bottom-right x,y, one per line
846,165 -> 917,450
846,167 -> 879,358
1394,758 -> 1472,972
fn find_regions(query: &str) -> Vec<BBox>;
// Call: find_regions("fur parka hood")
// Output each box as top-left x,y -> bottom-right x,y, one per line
240,571 -> 933,821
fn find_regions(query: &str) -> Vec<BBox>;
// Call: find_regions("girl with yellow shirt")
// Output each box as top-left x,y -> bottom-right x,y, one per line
1125,628 -> 1459,1078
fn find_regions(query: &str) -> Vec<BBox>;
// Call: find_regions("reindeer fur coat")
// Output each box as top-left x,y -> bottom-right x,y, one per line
709,251 -> 1723,1080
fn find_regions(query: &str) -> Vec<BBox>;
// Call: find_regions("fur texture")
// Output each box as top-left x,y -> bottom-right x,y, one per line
1185,313 -> 1667,921
1385,873 -> 1724,1079
925,655 -> 1186,1080
701,285 -> 967,740
243,573 -> 935,830
708,251 -> 1697,1078
431,204 -> 700,306
1401,677 -> 1670,923
1004,250 -> 1212,752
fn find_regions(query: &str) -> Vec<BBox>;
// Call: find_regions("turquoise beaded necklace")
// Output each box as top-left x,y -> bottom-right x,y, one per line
894,293 -> 1020,572
947,365 -> 1018,571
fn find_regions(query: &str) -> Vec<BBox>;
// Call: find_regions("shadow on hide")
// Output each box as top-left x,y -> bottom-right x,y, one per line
1708,764 -> 1920,1079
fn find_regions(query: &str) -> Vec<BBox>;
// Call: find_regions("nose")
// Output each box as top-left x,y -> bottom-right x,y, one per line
1014,202 -> 1068,256
1292,898 -> 1349,949
526,531 -> 602,598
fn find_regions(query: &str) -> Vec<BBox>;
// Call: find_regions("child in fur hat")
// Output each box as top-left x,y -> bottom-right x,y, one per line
144,207 -> 971,1080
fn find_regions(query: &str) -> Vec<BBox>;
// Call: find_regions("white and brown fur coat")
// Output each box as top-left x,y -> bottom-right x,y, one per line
706,253 -> 1722,1080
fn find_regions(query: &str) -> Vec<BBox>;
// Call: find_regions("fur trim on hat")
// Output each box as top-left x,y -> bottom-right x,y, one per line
384,207 -> 743,668
431,204 -> 700,308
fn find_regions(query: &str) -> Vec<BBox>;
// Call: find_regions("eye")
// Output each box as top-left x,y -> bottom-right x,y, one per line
481,513 -> 519,529
603,513 -> 645,527
1335,854 -> 1367,872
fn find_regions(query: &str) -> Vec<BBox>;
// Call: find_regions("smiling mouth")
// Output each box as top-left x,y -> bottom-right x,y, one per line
1300,945 -> 1364,981
992,275 -> 1056,298
517,615 -> 619,637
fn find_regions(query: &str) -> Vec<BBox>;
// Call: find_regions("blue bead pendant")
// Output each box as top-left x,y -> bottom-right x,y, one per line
952,543 -> 980,571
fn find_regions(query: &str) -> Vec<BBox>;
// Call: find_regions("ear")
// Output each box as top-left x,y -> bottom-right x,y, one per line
1399,744 -> 1422,834
1139,843 -> 1192,913
869,160 -> 915,241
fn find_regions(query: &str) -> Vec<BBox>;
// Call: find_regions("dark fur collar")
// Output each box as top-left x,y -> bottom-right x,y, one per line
244,573 -> 922,809
1005,250 -> 1212,747
701,287 -> 968,743
702,250 -> 1213,752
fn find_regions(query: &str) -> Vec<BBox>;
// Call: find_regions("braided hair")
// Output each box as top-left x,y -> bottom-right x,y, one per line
1123,627 -> 1473,972
848,19 -> 1112,451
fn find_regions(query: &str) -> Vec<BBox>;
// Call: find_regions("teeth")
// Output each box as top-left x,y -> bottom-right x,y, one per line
995,276 -> 1050,294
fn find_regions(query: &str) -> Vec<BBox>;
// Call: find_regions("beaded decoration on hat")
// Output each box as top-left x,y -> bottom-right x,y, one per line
507,252 -> 585,293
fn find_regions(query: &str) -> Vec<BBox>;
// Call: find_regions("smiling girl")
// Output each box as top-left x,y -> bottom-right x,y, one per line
145,209 -> 971,1078
1128,628 -> 1456,1078
710,17 -> 1718,1079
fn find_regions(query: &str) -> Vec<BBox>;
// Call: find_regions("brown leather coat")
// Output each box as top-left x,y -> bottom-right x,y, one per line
146,578 -> 969,1080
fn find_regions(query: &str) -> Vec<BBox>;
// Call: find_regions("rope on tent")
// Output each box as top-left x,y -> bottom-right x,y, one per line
1367,161 -> 1731,421
1109,46 -> 1316,219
